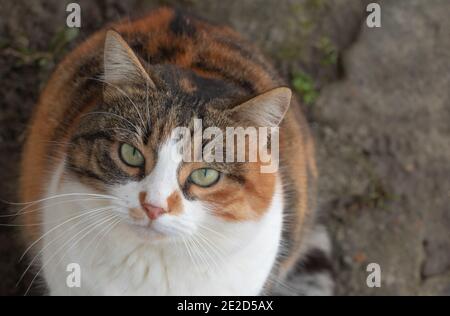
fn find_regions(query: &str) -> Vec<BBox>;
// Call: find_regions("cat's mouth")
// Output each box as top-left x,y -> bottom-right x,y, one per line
126,219 -> 171,241
125,209 -> 184,242
136,224 -> 165,239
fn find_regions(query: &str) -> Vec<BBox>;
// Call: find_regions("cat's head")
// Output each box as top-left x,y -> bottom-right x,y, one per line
66,31 -> 291,241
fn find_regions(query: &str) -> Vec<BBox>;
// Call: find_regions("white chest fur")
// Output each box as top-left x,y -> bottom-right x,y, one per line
39,164 -> 283,296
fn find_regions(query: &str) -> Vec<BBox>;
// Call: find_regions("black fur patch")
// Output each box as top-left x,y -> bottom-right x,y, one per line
193,60 -> 256,94
296,249 -> 333,274
170,11 -> 196,37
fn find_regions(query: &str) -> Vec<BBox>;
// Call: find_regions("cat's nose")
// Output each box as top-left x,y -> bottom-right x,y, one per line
142,203 -> 166,220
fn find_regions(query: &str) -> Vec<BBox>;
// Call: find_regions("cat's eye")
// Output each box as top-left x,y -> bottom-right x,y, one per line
189,168 -> 220,187
119,143 -> 145,167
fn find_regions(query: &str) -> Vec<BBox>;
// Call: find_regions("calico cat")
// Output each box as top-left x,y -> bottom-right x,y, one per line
19,7 -> 333,295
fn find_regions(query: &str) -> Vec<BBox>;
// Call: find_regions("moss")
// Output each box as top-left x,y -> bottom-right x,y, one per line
343,147 -> 398,211
0,38 -> 11,49
292,72 -> 319,105
276,1 -> 330,62
345,176 -> 396,211
49,27 -> 79,58
317,36 -> 338,66
305,0 -> 327,11
2,27 -> 78,71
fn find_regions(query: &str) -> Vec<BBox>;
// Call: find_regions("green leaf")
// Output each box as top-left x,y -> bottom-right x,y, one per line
291,72 -> 319,105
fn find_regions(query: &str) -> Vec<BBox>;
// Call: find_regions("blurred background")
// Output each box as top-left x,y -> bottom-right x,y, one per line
0,0 -> 449,295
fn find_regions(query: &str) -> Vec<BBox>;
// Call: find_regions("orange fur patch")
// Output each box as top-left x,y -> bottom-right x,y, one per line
139,191 -> 147,205
179,77 -> 197,93
181,162 -> 276,221
167,191 -> 183,215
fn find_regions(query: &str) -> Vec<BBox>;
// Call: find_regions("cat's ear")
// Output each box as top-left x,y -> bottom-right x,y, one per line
103,30 -> 156,88
231,87 -> 292,127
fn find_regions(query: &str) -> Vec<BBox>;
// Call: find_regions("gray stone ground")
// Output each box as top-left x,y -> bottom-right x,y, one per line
0,0 -> 448,295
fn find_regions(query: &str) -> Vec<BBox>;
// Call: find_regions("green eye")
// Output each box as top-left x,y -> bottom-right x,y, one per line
119,143 -> 145,167
189,168 -> 220,187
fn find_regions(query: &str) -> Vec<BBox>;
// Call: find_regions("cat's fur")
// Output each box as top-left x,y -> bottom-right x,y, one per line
19,8 -> 333,295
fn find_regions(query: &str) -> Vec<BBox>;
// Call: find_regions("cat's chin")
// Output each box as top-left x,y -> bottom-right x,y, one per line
125,221 -> 180,244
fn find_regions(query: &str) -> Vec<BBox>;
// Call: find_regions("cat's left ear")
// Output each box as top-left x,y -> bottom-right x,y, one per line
103,30 -> 156,88
231,87 -> 292,127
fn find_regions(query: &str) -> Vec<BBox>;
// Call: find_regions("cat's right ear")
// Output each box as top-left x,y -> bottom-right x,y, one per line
103,30 -> 156,88
230,87 -> 292,127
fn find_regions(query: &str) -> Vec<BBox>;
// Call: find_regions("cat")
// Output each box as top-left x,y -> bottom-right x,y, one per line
19,7 -> 333,295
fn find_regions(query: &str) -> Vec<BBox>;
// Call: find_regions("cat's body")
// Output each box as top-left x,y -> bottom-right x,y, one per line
19,8 -> 333,295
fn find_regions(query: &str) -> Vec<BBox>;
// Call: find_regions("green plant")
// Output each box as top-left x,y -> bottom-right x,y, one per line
317,36 -> 337,66
292,72 -> 319,105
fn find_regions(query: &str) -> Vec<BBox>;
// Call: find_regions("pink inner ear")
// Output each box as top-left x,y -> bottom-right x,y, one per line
232,87 -> 292,127
103,30 -> 156,87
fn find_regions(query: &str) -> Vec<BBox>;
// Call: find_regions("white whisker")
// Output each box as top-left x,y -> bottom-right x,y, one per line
24,211 -> 120,296
81,216 -> 122,263
5,193 -> 121,206
81,111 -> 140,134
88,77 -> 147,133
19,205 -> 119,262
0,197 -> 123,218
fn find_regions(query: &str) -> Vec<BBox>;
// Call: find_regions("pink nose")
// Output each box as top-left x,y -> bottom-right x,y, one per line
142,203 -> 166,220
